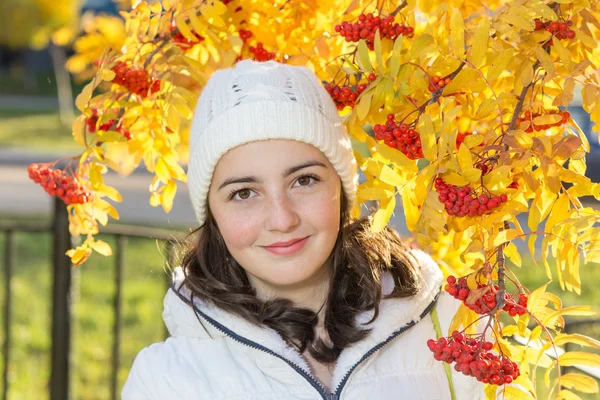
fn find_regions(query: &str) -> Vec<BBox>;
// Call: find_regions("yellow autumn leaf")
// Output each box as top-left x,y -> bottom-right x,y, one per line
90,239 -> 113,256
475,99 -> 497,120
534,46 -> 555,75
558,352 -> 600,368
499,382 -> 535,399
462,168 -> 482,183
371,195 -> 396,233
419,114 -> 437,161
390,36 -> 403,77
553,38 -> 573,72
468,17 -> 490,68
161,180 -> 177,213
443,172 -> 469,186
357,40 -> 373,72
571,28 -> 596,49
533,113 -> 563,125
545,192 -> 569,233
66,246 -> 93,267
374,30 -> 383,71
487,49 -> 513,81
554,333 -> 600,349
493,229 -> 519,247
379,165 -> 404,187
155,158 -> 171,184
457,143 -> 473,171
97,184 -> 122,202
449,303 -> 479,336
356,91 -> 373,121
374,142 -> 418,175
450,8 -> 465,60
75,81 -> 94,112
357,184 -> 395,201
72,116 -> 85,146
499,12 -> 535,31
557,389 -> 583,400
543,306 -> 596,327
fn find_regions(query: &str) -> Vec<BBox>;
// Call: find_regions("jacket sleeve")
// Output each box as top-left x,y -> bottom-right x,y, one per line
121,346 -> 160,400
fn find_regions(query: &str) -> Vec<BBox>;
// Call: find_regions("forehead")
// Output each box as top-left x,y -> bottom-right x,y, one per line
213,139 -> 329,175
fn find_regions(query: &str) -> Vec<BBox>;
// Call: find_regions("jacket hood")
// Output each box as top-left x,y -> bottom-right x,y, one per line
161,248 -> 443,391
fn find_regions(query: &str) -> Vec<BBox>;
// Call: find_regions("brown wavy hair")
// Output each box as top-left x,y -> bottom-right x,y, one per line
176,190 -> 422,364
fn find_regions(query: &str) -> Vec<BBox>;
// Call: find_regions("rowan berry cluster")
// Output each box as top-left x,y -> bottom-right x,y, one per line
335,13 -> 414,50
85,109 -> 132,140
516,110 -> 570,133
170,21 -> 205,48
239,29 -> 252,43
427,331 -> 520,385
374,114 -> 424,160
428,75 -> 451,92
445,276 -> 528,316
535,19 -> 575,45
28,164 -> 92,205
435,178 -> 508,217
324,82 -> 368,110
111,61 -> 161,97
249,43 -> 275,62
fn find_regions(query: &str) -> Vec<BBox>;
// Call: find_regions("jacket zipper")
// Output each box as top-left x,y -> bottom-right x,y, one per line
173,286 -> 439,400
330,293 -> 440,398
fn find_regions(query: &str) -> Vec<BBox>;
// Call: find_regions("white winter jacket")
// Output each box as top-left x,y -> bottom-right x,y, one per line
122,249 -> 484,399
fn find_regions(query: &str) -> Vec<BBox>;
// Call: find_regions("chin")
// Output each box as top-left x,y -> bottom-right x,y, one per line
249,254 -> 328,288
261,263 -> 325,288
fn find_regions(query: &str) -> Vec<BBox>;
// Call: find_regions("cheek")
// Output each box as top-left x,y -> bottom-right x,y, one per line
303,190 -> 341,231
213,209 -> 260,250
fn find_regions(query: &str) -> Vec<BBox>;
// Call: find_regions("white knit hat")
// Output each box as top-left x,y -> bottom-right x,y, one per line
187,60 -> 358,227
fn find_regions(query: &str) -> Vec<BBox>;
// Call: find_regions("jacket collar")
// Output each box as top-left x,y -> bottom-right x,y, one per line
162,249 -> 443,391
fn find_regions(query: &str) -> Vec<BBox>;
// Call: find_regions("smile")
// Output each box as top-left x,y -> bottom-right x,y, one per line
263,237 -> 309,256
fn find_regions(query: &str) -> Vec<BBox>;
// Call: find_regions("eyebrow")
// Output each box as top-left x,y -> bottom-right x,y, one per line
217,160 -> 328,191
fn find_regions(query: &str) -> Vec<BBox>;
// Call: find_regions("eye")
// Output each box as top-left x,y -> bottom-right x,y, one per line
228,187 -> 255,201
296,175 -> 321,186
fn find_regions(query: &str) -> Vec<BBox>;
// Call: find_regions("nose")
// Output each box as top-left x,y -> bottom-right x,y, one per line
265,192 -> 300,232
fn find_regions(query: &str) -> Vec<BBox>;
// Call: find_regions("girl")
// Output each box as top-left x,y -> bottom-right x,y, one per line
122,60 -> 483,399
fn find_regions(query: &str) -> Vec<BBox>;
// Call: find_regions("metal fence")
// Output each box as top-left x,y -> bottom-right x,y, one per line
1,198 -> 599,400
1,197 -> 183,400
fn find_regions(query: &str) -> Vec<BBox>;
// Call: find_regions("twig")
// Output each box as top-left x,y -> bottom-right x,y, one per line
390,0 -> 408,16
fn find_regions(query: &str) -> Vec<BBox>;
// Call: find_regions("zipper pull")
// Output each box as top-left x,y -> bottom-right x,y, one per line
330,394 -> 339,400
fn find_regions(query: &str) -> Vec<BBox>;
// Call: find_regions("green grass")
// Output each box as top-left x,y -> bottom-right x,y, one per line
0,109 -> 81,152
0,222 -> 598,399
0,228 -> 171,400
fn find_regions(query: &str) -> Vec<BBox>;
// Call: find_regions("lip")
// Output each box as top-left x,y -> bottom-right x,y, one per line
263,237 -> 309,256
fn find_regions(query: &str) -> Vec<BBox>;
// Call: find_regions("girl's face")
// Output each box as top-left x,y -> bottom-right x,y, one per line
207,139 -> 341,301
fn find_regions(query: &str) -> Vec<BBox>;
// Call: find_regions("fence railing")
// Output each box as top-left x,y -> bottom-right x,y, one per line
1,197 -> 599,399
1,197 -> 184,400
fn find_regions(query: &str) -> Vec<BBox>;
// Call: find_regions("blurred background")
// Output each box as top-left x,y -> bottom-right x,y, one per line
0,0 -> 598,399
